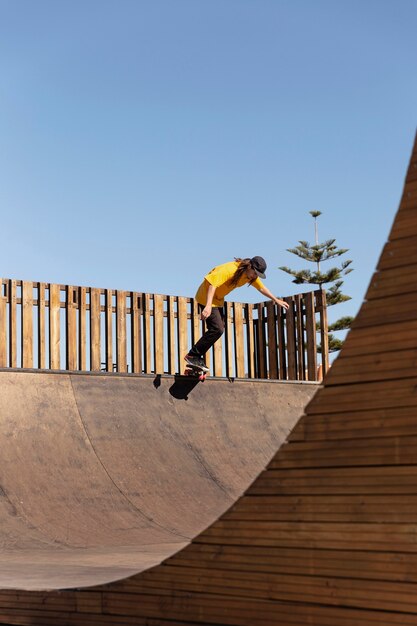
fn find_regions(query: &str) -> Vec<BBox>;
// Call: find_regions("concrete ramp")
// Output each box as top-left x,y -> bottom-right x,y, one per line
0,370 -> 316,590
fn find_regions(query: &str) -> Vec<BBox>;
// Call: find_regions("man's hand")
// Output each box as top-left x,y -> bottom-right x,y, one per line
276,298 -> 289,310
201,306 -> 212,320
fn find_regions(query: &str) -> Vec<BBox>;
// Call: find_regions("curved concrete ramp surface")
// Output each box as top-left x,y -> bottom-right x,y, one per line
0,370 -> 316,590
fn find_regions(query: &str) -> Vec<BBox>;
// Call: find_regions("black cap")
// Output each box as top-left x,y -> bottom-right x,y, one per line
250,256 -> 267,279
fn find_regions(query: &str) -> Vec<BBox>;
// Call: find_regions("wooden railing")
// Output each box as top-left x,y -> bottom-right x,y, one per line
0,278 -> 328,381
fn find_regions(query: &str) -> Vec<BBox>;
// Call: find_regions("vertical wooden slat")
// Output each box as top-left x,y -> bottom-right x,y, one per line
66,286 -> 77,371
286,296 -> 297,380
0,281 -> 7,367
131,292 -> 142,374
167,296 -> 176,375
116,290 -> 127,373
177,296 -> 188,373
318,288 -> 329,376
9,279 -> 17,367
154,294 -> 164,374
266,301 -> 278,380
277,304 -> 286,380
90,288 -> 101,371
256,303 -> 267,379
295,294 -> 306,380
305,291 -> 317,381
213,332 -> 223,377
225,302 -> 234,378
246,304 -> 255,379
105,289 -> 113,372
49,283 -> 61,370
21,281 -> 33,368
234,302 -> 245,378
144,293 -> 152,373
38,283 -> 46,369
191,298 -> 201,347
79,287 -> 87,371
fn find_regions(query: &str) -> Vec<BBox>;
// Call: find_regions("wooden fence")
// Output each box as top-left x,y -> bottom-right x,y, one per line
0,278 -> 328,381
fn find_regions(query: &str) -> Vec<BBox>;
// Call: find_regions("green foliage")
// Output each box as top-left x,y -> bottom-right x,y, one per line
328,316 -> 354,332
318,335 -> 344,353
280,212 -> 354,353
279,265 -> 352,287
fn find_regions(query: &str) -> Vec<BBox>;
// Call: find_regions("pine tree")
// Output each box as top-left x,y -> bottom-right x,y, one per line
279,211 -> 354,353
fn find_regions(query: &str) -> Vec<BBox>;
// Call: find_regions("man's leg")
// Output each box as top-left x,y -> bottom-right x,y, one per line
187,306 -> 225,359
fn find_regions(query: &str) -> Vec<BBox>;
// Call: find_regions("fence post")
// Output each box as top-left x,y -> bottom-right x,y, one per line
285,296 -> 297,380
317,288 -> 329,376
266,301 -> 278,379
305,291 -> 317,381
66,286 -> 77,371
116,290 -> 127,373
0,280 -> 7,367
90,288 -> 101,372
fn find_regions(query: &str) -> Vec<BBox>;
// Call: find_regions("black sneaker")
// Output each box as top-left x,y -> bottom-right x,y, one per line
184,354 -> 209,372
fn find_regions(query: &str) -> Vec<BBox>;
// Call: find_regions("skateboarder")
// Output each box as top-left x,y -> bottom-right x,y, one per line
185,256 -> 289,372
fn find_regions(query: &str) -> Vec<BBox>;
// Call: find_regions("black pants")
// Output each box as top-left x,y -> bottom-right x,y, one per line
189,306 -> 225,357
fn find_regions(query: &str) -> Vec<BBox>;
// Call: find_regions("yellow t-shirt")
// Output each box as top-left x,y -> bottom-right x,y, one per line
195,261 -> 265,307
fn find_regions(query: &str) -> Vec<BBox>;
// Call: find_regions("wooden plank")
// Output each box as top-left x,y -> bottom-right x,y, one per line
213,331 -> 223,377
277,303 -> 286,380
342,318 -> 417,357
308,377 -> 417,415
126,568 -> 417,613
379,236 -> 417,271
90,288 -> 101,371
78,286 -> 87,371
191,298 -> 201,349
305,291 -> 317,381
355,291 -> 417,329
317,289 -> 329,375
167,296 -> 176,375
366,264 -> 417,300
245,304 -> 255,379
256,303 -> 267,379
224,302 -> 234,378
143,293 -> 152,373
37,282 -> 46,369
154,294 -> 164,374
171,543 -> 417,581
325,348 -> 417,385
9,279 -> 17,367
116,290 -> 127,373
285,296 -> 297,380
0,280 -> 6,367
177,296 -> 188,373
295,294 -> 305,380
131,292 -> 142,374
390,210 -> 417,240
49,283 -> 61,370
66,286 -> 77,370
21,281 -> 33,368
266,301 -> 278,379
233,302 -> 245,378
105,289 -> 113,372
289,406 -> 417,443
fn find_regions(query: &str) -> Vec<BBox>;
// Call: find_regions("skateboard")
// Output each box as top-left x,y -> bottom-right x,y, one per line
183,363 -> 207,382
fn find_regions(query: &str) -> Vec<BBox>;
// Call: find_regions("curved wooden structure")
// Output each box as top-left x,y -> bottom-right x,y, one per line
0,132 -> 415,625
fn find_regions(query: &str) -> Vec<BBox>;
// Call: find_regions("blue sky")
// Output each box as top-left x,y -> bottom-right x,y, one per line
1,0 -> 416,332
